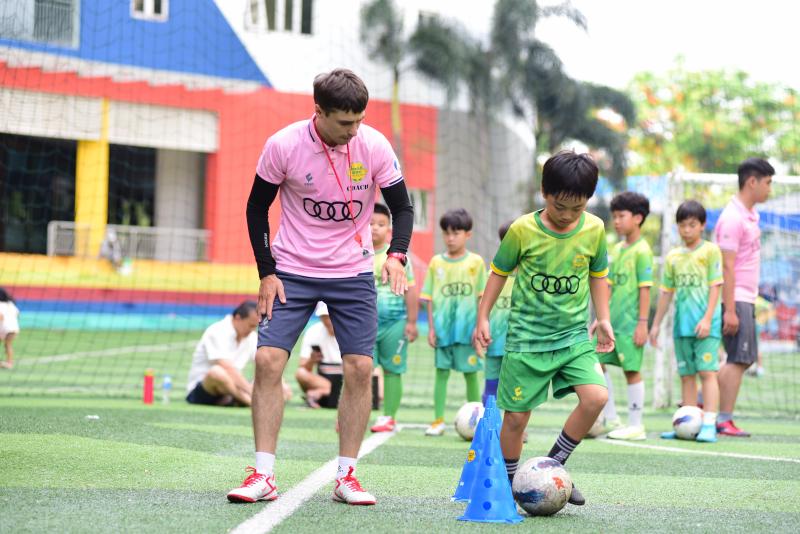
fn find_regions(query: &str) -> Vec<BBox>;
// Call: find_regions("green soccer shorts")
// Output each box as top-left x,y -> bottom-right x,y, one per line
497,340 -> 606,412
674,336 -> 720,376
435,343 -> 483,373
373,318 -> 409,374
597,335 -> 644,372
484,355 -> 503,380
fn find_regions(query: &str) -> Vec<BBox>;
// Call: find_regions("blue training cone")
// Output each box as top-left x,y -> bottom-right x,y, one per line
453,395 -> 498,501
458,397 -> 522,524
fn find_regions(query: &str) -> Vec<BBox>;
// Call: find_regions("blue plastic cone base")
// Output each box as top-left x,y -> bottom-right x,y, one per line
457,421 -> 522,523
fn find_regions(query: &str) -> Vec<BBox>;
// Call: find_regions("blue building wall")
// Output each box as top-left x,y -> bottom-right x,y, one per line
0,0 -> 269,85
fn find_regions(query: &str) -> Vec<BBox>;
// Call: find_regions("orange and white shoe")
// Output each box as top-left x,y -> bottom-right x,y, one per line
370,415 -> 396,433
332,467 -> 376,505
226,467 -> 278,503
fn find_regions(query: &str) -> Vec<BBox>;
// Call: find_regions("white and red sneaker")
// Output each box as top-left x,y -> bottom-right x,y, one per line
226,467 -> 278,503
332,467 -> 376,505
370,415 -> 396,433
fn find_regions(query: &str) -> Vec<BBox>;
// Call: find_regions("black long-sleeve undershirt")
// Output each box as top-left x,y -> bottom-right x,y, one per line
245,175 -> 414,280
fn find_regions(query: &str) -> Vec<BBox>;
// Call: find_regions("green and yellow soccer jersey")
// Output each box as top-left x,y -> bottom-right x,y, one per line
487,272 -> 515,356
373,244 -> 415,325
609,238 -> 654,336
421,252 -> 487,347
661,240 -> 723,338
491,210 -> 609,352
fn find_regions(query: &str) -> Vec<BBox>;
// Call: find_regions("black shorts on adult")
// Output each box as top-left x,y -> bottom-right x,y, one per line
723,301 -> 757,365
186,382 -> 224,405
258,270 -> 378,357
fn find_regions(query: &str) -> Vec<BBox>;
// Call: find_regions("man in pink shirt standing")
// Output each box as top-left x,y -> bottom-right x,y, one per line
228,69 -> 414,505
715,158 -> 774,437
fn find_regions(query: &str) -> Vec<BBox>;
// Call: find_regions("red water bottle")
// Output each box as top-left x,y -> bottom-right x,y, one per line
143,369 -> 154,405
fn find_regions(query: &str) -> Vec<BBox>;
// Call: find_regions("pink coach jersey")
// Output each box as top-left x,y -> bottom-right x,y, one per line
256,116 -> 403,278
715,195 -> 761,303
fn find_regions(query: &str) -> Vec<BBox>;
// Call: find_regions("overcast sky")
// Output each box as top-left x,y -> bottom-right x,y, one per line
433,0 -> 800,90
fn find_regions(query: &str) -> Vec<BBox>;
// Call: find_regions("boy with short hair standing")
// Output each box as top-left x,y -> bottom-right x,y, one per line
421,208 -> 487,436
649,200 -> 723,443
601,192 -> 654,441
369,203 -> 418,432
476,151 -> 615,506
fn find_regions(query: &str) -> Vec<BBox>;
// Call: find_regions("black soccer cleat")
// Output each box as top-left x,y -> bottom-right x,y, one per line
568,483 -> 585,506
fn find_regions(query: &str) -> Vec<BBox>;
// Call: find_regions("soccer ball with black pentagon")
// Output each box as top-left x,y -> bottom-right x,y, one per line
512,457 -> 572,516
454,401 -> 484,441
672,405 -> 703,440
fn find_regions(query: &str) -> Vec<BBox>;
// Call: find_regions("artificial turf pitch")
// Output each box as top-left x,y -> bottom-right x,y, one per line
1,329 -> 799,533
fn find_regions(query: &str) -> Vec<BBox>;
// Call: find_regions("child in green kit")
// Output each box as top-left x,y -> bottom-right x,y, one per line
421,208 -> 487,436
369,203 -> 419,433
600,192 -> 654,441
649,200 -> 722,443
476,151 -> 615,507
482,221 -> 515,405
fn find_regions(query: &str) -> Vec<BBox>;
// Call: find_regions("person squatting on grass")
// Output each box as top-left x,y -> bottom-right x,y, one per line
229,69 -> 414,505
475,151 -> 615,507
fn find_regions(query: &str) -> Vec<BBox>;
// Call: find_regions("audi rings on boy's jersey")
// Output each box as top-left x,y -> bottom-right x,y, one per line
303,198 -> 364,221
675,273 -> 701,287
612,272 -> 629,286
440,282 -> 473,297
530,273 -> 580,294
496,296 -> 512,309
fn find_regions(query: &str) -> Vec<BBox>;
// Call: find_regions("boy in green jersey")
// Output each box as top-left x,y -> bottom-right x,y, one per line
369,204 -> 418,433
421,208 -> 487,436
650,200 -> 722,443
482,221 -> 515,405
475,151 -> 615,507
599,192 -> 654,441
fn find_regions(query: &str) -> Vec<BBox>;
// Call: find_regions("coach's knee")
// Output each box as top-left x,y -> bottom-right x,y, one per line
255,347 -> 287,383
343,355 -> 373,386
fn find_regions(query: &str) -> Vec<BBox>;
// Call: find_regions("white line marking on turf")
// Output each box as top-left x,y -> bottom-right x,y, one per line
19,341 -> 196,365
230,430 -> 396,534
601,437 -> 800,463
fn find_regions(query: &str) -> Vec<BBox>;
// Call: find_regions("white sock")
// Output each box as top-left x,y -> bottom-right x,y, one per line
337,456 -> 357,478
703,411 -> 717,426
602,371 -> 618,421
627,381 -> 645,427
255,452 -> 275,475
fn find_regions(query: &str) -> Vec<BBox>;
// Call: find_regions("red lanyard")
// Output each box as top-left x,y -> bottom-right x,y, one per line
314,119 -> 363,247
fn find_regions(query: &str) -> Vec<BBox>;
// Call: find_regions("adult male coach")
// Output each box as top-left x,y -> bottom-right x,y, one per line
227,69 -> 413,505
715,158 -> 773,437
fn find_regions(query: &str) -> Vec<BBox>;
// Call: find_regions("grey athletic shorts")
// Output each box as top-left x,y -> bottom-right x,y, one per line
257,270 -> 377,357
723,301 -> 757,365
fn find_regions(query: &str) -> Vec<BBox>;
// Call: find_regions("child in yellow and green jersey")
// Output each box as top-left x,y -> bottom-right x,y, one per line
369,203 -> 418,433
421,208 -> 487,436
650,200 -> 723,443
599,192 -> 654,441
482,221 -> 515,405
475,151 -> 615,507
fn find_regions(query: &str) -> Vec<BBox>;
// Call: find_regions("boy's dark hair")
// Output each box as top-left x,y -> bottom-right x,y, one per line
737,158 -> 775,190
610,191 -> 650,226
676,200 -> 706,224
542,150 -> 599,200
439,208 -> 473,232
232,301 -> 257,319
498,220 -> 513,241
0,287 -> 13,303
313,69 -> 369,114
373,203 -> 391,220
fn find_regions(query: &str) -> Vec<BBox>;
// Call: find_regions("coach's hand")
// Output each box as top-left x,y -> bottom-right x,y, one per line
382,257 -> 408,296
723,309 -> 740,336
259,274 -> 286,320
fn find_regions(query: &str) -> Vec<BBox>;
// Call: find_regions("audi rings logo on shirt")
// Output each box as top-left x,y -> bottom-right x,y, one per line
530,273 -> 580,295
440,282 -> 473,297
611,272 -> 629,286
303,198 -> 363,221
675,273 -> 701,287
496,296 -> 512,309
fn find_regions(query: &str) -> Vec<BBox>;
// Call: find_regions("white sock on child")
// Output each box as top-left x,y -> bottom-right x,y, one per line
628,381 -> 645,427
602,371 -> 618,421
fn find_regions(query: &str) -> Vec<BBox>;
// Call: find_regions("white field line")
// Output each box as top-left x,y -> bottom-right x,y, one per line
231,430 -> 397,534
19,341 -> 196,365
600,437 -> 800,463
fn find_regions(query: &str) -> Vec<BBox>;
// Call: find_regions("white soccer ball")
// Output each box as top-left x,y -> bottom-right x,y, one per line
454,401 -> 484,441
585,414 -> 606,438
512,457 -> 573,516
672,405 -> 704,440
